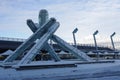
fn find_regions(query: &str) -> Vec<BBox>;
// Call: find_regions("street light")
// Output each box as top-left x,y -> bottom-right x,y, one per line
93,30 -> 99,61
110,32 -> 116,59
72,28 -> 78,48
110,32 -> 116,51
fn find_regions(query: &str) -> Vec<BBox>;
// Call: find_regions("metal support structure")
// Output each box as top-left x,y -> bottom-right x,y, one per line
27,19 -> 60,62
3,18 -> 56,63
27,11 -> 60,62
27,19 -> 91,61
3,9 -> 92,66
72,28 -> 78,48
18,22 -> 59,64
93,30 -> 99,61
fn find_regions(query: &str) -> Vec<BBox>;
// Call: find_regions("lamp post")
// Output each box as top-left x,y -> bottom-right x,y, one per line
93,30 -> 99,61
110,32 -> 116,58
72,28 -> 78,48
110,32 -> 116,51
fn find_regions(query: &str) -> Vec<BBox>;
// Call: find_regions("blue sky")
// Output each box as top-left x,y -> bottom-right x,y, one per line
0,0 -> 120,44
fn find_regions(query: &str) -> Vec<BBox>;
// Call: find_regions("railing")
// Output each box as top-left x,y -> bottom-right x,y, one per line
69,42 -> 120,50
0,37 -> 119,50
0,37 -> 26,42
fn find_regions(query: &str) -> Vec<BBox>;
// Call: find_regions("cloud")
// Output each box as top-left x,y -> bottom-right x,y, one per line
0,0 -> 120,44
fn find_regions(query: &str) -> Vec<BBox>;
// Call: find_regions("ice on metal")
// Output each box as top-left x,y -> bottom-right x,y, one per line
3,9 -> 92,67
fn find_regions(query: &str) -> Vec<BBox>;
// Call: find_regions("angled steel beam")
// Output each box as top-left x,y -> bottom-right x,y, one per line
44,43 -> 61,61
27,19 -> 38,33
52,35 -> 92,61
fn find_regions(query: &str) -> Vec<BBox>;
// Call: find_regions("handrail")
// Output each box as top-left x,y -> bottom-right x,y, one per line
0,37 -> 25,42
0,37 -> 119,50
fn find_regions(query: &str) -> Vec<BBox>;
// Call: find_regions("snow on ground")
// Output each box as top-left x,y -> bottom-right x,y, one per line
0,60 -> 120,80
